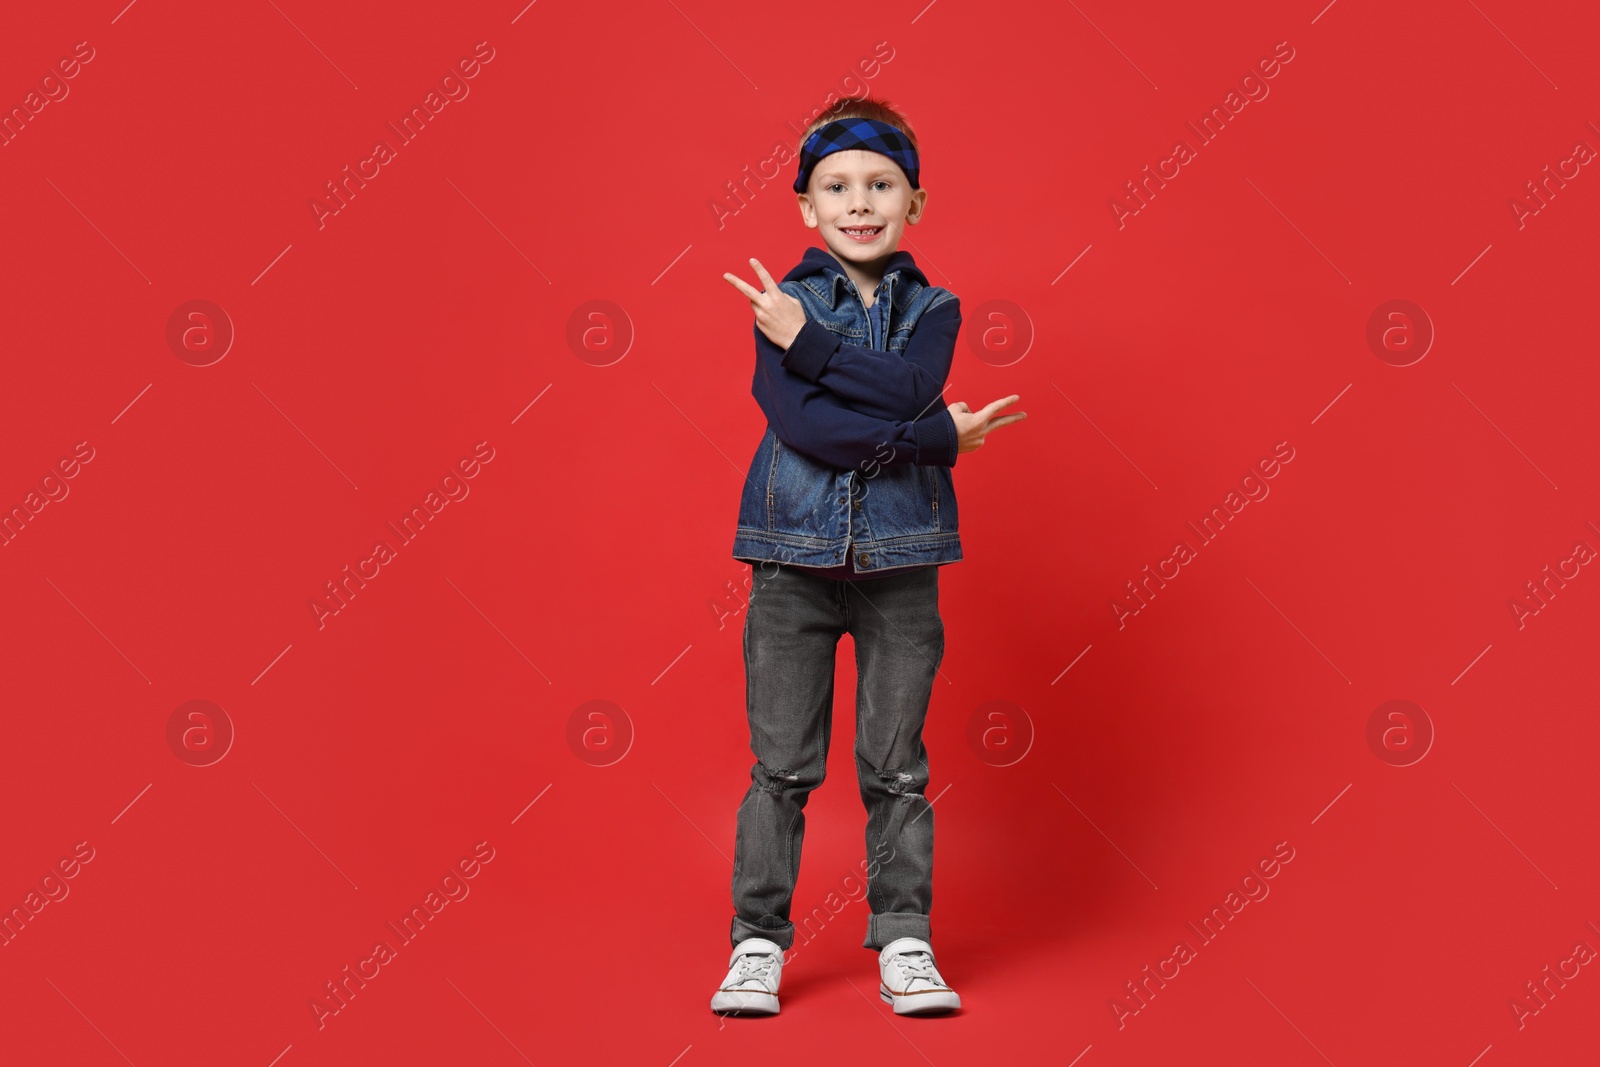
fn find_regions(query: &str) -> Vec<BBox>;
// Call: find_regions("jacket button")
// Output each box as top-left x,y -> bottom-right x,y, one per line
838,497 -> 846,505
852,499 -> 861,510
857,553 -> 870,566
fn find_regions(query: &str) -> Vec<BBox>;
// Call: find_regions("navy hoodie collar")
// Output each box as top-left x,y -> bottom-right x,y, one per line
783,246 -> 929,309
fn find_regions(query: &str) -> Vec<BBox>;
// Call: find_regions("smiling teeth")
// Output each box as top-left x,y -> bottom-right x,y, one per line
845,227 -> 880,234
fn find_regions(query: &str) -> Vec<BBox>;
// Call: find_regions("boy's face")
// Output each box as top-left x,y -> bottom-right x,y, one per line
797,148 -> 927,273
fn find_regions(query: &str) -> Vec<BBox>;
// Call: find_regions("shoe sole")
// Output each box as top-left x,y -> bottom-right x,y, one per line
879,984 -> 960,1014
711,990 -> 779,1014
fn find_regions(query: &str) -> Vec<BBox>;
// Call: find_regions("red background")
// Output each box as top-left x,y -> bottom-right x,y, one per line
2,1 -> 1598,1064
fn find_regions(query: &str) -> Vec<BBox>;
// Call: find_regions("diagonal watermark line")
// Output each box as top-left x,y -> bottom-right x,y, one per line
45,978 -> 137,1065
112,784 -> 152,825
1310,383 -> 1351,424
844,975 -> 940,1064
1451,643 -> 1492,685
252,244 -> 294,285
512,783 -> 552,824
252,643 -> 294,686
446,176 -> 551,282
511,383 -> 553,424
1465,0 -> 1557,89
1452,382 -> 1557,489
252,383 -> 359,488
264,0 -> 358,89
112,384 -> 152,424
1051,643 -> 1092,684
654,781 -> 735,869
445,977 -> 537,1064
1065,0 -> 1157,88
1451,244 -> 1493,285
446,577 -> 551,683
253,782 -> 359,889
906,781 -> 952,828
43,575 -> 150,684
652,644 -> 693,685
654,381 -> 747,478
1051,244 -> 1093,285
1053,783 -> 1157,889
1311,783 -> 1351,824
1052,383 -> 1158,489
1244,176 -> 1351,285
1244,576 -> 1351,684
46,177 -> 151,284
1453,782 -> 1557,890
652,244 -> 693,285
1245,976 -> 1337,1065
892,232 -> 954,289
662,0 -> 758,89
1049,643 -> 1088,684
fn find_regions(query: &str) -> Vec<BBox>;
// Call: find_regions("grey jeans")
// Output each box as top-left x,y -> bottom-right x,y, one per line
730,561 -> 945,952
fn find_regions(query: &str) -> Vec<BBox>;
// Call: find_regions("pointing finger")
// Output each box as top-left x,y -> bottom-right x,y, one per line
749,258 -> 779,291
978,394 -> 1022,419
723,272 -> 762,301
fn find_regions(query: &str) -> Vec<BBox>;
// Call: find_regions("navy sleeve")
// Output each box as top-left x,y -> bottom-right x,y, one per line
752,320 -> 959,470
780,295 -> 961,424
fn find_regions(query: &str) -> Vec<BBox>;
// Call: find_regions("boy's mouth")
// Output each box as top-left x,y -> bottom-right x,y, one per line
840,225 -> 884,243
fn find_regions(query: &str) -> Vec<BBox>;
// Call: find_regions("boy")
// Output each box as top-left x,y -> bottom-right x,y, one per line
715,98 -> 1026,1016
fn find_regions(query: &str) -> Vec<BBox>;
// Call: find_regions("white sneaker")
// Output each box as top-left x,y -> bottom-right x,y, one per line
710,937 -> 784,1014
878,936 -> 960,1014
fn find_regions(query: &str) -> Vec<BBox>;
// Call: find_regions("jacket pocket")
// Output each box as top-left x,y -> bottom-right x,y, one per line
769,436 -> 841,538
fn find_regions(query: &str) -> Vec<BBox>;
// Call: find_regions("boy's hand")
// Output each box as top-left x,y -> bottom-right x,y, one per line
723,258 -> 808,350
950,395 -> 1027,455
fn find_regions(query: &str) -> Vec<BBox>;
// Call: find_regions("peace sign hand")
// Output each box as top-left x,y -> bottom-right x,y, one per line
724,257 -> 808,350
949,395 -> 1027,455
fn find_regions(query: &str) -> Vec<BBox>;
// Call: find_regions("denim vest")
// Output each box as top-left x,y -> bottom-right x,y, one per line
731,248 -> 962,576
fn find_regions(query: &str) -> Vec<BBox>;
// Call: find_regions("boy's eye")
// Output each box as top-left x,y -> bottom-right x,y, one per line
827,181 -> 893,193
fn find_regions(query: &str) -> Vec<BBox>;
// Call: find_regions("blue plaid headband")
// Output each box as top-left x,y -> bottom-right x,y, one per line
793,117 -> 921,194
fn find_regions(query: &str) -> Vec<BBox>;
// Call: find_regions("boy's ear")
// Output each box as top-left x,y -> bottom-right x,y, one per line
906,188 -> 928,224
796,193 -> 818,229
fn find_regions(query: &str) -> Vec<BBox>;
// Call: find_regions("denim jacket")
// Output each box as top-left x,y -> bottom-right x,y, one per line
731,246 -> 963,576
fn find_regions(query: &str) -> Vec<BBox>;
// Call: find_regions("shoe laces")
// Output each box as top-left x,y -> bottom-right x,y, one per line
889,950 -> 938,983
733,952 -> 776,984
